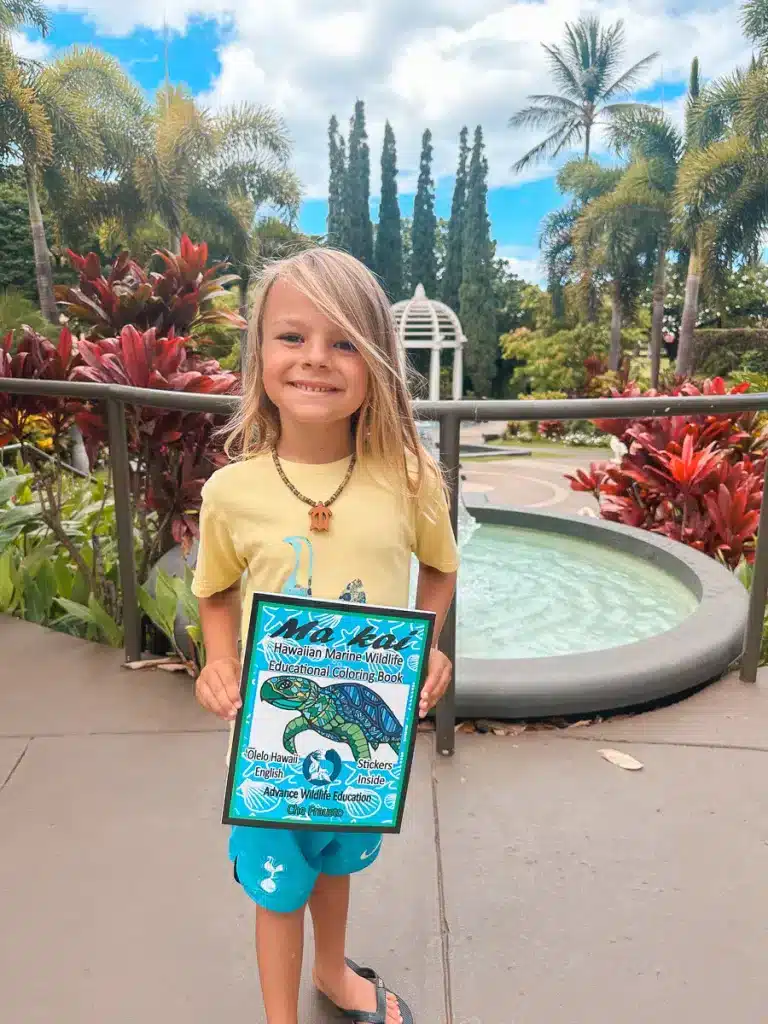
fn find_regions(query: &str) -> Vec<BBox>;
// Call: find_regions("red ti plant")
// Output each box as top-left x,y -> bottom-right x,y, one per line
566,377 -> 768,569
55,235 -> 247,342
0,326 -> 82,449
71,324 -> 239,575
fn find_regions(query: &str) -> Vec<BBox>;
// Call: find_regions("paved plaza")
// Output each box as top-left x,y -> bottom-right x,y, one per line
2,444 -> 767,1023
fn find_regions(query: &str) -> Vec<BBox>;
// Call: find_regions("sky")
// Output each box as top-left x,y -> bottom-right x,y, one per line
13,0 -> 758,285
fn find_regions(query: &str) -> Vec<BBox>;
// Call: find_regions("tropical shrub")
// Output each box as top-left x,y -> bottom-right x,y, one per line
0,325 -> 82,449
0,174 -> 37,299
0,236 -> 243,654
0,462 -> 124,645
139,567 -> 205,675
566,378 -> 767,569
0,289 -> 59,342
505,390 -> 609,446
501,325 -> 611,396
71,324 -> 238,574
55,235 -> 247,343
693,329 -> 768,379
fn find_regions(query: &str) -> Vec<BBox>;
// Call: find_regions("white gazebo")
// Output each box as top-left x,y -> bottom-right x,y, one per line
391,284 -> 467,401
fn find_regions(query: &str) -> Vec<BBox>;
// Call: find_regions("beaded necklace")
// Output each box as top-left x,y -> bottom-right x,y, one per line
271,447 -> 356,532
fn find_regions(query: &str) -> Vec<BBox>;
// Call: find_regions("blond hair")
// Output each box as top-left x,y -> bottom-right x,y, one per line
223,246 -> 441,503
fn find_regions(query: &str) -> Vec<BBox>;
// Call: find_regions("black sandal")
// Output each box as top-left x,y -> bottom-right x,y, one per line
322,957 -> 413,1023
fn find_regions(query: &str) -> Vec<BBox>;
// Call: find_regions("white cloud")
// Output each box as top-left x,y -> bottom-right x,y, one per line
54,0 -> 756,206
9,31 -> 51,61
497,244 -> 545,285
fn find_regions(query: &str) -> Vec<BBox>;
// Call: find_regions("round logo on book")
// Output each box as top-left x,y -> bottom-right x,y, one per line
302,749 -> 342,787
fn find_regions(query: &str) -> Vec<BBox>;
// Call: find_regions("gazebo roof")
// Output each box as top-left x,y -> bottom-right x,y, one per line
391,284 -> 465,349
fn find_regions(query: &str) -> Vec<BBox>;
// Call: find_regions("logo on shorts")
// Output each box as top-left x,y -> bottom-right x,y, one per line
302,749 -> 342,787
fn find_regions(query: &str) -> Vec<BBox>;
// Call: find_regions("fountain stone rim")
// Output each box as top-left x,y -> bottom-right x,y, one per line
455,503 -> 748,719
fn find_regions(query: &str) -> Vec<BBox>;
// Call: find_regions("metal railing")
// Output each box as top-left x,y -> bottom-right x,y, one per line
4,378 -> 768,756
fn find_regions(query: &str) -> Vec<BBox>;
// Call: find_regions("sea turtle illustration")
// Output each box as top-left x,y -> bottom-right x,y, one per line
260,675 -> 402,762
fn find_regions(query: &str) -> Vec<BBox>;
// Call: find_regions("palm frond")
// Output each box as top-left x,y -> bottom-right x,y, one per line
0,0 -> 48,35
736,64 -> 768,144
707,161 -> 768,263
186,183 -> 253,260
0,54 -> 51,163
601,51 -> 660,102
675,134 -> 752,235
555,157 -> 622,202
541,42 -> 584,102
35,46 -> 149,174
211,103 -> 291,166
511,120 -> 583,171
606,107 -> 683,168
687,71 -> 746,146
213,163 -> 301,215
513,93 -> 583,116
508,105 -> 578,132
742,0 -> 768,47
539,204 -> 577,279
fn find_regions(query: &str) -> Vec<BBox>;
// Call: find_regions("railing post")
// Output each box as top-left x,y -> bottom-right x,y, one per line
436,412 -> 461,756
106,398 -> 142,663
740,456 -> 768,681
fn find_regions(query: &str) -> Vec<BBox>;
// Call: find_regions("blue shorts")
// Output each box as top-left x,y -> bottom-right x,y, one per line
229,825 -> 383,913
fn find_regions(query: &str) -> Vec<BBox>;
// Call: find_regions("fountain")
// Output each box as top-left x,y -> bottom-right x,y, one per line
413,422 -> 747,717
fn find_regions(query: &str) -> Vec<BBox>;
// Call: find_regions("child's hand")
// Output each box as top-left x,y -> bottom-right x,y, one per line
195,657 -> 242,721
419,647 -> 453,718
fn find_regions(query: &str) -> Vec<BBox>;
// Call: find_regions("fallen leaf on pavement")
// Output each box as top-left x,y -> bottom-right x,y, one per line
598,748 -> 644,771
123,658 -> 178,670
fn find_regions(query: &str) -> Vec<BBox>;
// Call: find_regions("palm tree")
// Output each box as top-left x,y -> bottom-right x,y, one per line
128,85 -> 301,262
605,109 -> 684,386
539,157 -> 622,322
509,16 -> 658,172
674,42 -> 768,375
574,165 -> 659,372
0,45 -> 147,321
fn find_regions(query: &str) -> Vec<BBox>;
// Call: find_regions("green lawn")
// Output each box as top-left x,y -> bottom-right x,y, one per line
482,436 -> 611,457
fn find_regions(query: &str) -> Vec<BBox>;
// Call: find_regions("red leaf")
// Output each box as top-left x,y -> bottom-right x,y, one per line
119,325 -> 150,387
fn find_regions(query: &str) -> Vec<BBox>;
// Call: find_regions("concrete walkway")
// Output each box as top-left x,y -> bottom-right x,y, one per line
3,614 -> 768,1023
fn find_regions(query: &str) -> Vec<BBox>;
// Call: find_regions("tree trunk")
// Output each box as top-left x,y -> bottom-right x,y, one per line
676,242 -> 701,378
169,230 -> 181,254
609,279 -> 622,371
650,245 -> 667,390
25,161 -> 58,324
238,273 -> 250,376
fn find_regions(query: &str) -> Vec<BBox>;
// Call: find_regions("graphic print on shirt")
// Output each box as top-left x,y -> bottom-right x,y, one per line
280,536 -> 367,603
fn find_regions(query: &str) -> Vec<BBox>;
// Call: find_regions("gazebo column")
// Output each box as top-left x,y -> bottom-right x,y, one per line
429,345 -> 441,402
452,343 -> 463,401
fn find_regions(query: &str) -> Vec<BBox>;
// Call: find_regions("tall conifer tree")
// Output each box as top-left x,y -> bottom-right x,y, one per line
374,120 -> 403,300
345,100 -> 374,266
441,126 -> 469,311
410,128 -> 437,296
327,115 -> 346,248
460,126 -> 497,397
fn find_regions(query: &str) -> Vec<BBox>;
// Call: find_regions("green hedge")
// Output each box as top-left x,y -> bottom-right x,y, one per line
694,328 -> 768,377
0,177 -> 36,300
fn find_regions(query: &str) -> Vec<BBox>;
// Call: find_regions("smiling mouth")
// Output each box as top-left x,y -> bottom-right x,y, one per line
289,382 -> 339,394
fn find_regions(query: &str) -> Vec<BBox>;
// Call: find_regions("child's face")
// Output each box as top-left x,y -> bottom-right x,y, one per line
261,279 -> 369,432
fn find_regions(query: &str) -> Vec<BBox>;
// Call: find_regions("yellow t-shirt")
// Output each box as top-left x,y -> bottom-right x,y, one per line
191,450 -> 459,645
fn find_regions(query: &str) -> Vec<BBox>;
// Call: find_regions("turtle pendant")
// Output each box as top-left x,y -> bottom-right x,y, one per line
309,503 -> 332,532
